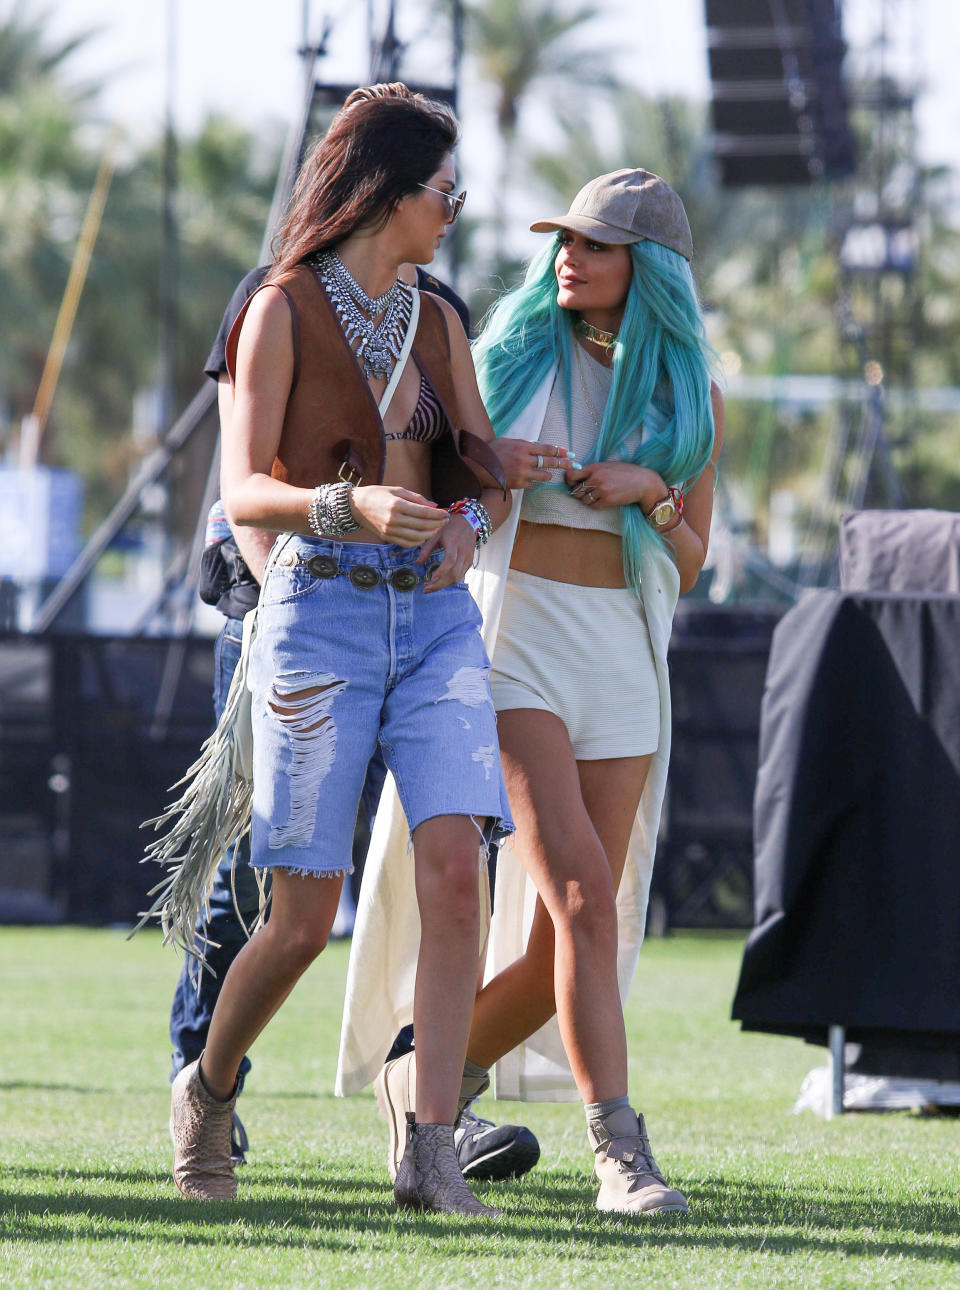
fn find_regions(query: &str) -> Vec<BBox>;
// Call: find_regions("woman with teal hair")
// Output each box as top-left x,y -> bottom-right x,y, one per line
340,169 -> 723,1216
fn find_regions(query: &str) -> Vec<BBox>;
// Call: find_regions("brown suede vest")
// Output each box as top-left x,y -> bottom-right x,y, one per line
225,263 -> 505,506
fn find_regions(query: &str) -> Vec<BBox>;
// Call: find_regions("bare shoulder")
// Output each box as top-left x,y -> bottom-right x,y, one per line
244,282 -> 295,331
235,285 -> 297,365
423,290 -> 469,349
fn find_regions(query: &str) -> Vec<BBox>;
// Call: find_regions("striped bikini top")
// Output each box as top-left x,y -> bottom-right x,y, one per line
383,371 -> 447,444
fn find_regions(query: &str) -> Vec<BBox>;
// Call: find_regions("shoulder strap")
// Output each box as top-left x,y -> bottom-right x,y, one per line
377,287 -> 421,418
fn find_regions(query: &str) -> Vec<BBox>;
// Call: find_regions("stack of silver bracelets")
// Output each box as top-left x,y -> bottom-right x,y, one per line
306,483 -> 492,548
308,482 -> 360,538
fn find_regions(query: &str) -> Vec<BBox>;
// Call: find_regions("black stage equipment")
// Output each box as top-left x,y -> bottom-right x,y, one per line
3,607 -> 784,929
732,590 -> 960,1067
0,633 -> 214,924
651,603 -> 782,931
704,0 -> 855,186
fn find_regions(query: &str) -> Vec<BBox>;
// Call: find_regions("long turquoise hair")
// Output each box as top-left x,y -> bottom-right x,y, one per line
473,235 -> 716,596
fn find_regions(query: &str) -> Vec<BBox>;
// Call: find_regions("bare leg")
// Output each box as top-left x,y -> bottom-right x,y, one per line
200,868 -> 343,1099
467,709 -> 650,1103
411,814 -> 484,1124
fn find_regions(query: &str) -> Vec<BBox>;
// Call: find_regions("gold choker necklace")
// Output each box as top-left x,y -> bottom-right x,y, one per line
575,318 -> 618,350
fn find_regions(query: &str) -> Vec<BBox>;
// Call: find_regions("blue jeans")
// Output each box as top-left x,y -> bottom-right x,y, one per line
249,536 -> 512,874
168,614 -> 389,1084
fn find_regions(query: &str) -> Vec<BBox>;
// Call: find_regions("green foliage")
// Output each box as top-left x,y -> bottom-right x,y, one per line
465,0 -> 612,266
2,929 -> 959,1288
466,0 -> 612,135
0,0 -> 98,99
0,7 -> 278,529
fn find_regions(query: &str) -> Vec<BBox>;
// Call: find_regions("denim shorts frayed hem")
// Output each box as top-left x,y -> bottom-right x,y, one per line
247,535 -> 513,876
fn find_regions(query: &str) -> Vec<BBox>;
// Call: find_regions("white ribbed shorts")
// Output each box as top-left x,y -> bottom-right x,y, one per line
488,568 -> 661,760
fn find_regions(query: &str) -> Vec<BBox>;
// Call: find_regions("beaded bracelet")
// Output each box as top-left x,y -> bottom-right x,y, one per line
449,498 -> 493,546
308,482 -> 360,538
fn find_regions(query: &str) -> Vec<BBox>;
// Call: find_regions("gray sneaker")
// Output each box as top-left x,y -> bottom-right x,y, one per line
592,1111 -> 688,1216
455,1106 -> 541,1181
375,1050 -> 540,1183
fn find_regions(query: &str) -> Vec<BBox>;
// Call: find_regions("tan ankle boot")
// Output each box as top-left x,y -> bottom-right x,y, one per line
590,1109 -> 687,1216
170,1057 -> 238,1200
394,1113 -> 502,1217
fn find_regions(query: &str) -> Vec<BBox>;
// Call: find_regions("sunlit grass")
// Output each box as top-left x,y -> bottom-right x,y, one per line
1,928 -> 958,1288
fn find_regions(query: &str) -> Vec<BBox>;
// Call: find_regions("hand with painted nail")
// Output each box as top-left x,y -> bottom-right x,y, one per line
564,461 -> 667,509
490,437 -> 575,489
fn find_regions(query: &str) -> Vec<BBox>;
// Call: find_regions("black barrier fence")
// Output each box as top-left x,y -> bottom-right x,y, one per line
0,633 -> 215,924
650,603 -> 782,932
0,606 -> 782,929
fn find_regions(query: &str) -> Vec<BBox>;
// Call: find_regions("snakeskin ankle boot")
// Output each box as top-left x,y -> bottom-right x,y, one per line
170,1057 -> 238,1200
394,1113 -> 502,1217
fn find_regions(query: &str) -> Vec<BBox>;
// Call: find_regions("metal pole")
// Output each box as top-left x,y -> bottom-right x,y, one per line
159,0 -> 180,439
31,383 -> 217,632
450,0 -> 464,288
24,131 -> 120,465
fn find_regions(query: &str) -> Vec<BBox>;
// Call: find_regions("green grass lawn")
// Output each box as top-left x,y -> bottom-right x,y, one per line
1,928 -> 958,1288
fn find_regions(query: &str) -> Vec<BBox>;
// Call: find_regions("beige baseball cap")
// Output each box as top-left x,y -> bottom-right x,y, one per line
530,168 -> 693,260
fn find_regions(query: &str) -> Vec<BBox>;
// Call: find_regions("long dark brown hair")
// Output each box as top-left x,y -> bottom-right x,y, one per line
270,89 -> 459,277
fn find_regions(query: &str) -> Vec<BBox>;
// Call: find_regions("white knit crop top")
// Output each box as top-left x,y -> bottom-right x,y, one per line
520,345 -> 643,535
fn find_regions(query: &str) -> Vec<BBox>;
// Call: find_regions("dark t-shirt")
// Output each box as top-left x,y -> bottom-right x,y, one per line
202,263 -> 472,617
203,264 -> 472,380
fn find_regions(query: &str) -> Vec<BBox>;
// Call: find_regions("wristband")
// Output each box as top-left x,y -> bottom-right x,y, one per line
449,498 -> 492,546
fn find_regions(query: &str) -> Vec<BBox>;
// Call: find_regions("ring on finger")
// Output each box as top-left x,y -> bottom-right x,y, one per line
535,454 -> 543,470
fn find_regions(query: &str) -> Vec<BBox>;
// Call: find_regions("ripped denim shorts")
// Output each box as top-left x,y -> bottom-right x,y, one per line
248,534 -> 514,876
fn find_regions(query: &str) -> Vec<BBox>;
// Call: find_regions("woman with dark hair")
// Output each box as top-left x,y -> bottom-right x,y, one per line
169,89 -> 513,1217
342,169 -> 722,1217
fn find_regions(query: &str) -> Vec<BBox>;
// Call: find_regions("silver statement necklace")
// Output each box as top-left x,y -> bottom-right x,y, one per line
310,250 -> 413,380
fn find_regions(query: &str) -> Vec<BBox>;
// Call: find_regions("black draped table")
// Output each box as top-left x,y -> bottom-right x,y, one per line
731,590 -> 960,1071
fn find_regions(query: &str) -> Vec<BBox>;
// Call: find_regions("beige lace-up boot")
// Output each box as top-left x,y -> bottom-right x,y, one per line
589,1107 -> 688,1216
170,1057 -> 238,1200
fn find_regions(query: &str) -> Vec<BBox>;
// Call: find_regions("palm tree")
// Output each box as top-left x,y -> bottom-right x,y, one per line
464,0 -> 612,265
0,1 -> 98,98
0,6 -> 278,525
0,5 -> 98,437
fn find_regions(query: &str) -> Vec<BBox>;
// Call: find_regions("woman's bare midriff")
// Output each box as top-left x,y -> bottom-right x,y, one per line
339,439 -> 435,545
337,359 -> 437,545
510,520 -> 626,587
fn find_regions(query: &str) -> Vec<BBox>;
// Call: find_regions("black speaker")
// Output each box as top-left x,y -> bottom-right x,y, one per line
704,0 -> 855,186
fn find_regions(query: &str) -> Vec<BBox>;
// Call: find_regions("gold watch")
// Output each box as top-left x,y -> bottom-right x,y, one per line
645,496 -> 677,529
